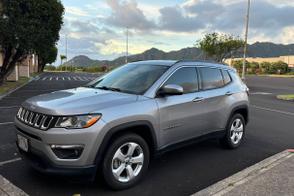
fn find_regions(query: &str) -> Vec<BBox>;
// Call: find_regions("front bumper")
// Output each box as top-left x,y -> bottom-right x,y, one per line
15,117 -> 108,175
17,143 -> 96,177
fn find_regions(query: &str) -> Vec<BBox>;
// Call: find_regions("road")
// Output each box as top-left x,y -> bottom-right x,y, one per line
0,73 -> 294,196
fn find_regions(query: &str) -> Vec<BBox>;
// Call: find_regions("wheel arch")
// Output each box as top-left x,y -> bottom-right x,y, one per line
229,105 -> 249,125
94,120 -> 158,167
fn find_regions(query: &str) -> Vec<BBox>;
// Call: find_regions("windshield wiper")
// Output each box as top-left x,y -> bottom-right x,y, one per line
96,86 -> 121,92
84,84 -> 96,88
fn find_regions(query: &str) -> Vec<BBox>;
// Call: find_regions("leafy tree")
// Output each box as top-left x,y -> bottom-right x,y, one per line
196,33 -> 244,62
38,45 -> 58,72
0,0 -> 64,84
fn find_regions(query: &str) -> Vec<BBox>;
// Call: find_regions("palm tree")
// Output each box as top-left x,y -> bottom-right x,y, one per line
60,55 -> 67,66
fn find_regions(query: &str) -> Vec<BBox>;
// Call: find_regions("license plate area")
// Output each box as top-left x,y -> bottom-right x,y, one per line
17,134 -> 29,152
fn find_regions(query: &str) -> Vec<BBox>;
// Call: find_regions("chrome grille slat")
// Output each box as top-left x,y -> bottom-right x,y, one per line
16,107 -> 55,131
20,109 -> 26,120
40,116 -> 48,130
33,114 -> 40,127
28,112 -> 35,125
34,114 -> 43,127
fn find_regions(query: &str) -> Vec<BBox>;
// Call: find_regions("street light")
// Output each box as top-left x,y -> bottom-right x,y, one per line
242,0 -> 251,80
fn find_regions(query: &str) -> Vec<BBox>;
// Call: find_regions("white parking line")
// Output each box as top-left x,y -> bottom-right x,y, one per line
0,158 -> 22,167
50,77 -> 52,80
68,77 -> 71,80
62,77 -> 65,80
251,105 -> 294,116
250,92 -> 273,95
56,77 -> 59,81
0,122 -> 14,126
42,77 -> 47,80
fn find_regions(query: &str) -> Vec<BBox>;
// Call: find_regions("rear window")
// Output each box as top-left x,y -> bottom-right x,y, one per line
199,67 -> 224,90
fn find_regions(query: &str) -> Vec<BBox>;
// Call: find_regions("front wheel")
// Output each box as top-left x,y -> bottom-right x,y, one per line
220,114 -> 245,149
102,134 -> 150,190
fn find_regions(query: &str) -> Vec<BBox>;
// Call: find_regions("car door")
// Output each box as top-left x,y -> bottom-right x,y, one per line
156,67 -> 209,147
195,67 -> 232,134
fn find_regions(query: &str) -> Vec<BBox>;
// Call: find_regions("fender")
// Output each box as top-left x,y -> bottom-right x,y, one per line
228,104 -> 249,124
94,120 -> 158,166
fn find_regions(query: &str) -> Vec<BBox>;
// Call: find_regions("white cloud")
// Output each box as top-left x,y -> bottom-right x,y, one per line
65,6 -> 89,17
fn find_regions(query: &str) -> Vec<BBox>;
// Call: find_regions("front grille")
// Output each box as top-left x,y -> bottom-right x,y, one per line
16,107 -> 57,130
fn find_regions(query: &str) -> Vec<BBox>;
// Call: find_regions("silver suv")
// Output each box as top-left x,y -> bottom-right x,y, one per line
15,60 -> 249,189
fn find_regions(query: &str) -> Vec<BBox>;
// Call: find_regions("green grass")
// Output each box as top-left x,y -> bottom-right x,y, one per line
277,94 -> 294,101
0,77 -> 30,96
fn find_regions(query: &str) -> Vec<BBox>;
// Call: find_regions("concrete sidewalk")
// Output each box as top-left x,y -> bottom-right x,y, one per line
0,175 -> 28,196
193,150 -> 294,196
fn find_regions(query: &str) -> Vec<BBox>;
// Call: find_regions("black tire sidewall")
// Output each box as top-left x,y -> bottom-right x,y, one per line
102,134 -> 150,190
223,114 -> 246,149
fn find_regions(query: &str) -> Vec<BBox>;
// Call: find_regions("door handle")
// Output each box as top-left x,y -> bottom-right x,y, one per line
225,91 -> 233,96
193,97 -> 204,103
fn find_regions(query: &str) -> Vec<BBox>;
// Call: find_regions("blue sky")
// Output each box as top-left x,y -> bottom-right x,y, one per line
56,0 -> 294,63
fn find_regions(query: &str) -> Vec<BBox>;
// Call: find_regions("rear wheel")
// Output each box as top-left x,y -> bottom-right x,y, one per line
221,114 -> 245,149
102,134 -> 150,190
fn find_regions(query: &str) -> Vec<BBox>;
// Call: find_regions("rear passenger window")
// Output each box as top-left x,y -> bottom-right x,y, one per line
222,70 -> 232,85
199,67 -> 224,90
164,67 -> 198,94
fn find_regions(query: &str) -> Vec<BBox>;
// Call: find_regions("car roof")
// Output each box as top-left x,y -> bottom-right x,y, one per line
130,60 -> 235,71
130,60 -> 178,66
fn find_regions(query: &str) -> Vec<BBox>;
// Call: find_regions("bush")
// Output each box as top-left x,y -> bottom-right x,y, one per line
82,65 -> 109,73
247,61 -> 259,74
232,60 -> 243,73
44,65 -> 56,71
260,62 -> 271,73
272,61 -> 288,74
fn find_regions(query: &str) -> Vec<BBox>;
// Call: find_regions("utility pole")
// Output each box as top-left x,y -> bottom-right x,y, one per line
242,0 -> 251,80
65,34 -> 68,71
125,27 -> 129,64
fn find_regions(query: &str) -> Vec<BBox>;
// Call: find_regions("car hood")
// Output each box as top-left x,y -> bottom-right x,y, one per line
22,87 -> 138,115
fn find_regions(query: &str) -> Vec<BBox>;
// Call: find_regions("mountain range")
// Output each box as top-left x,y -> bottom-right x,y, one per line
64,42 -> 294,67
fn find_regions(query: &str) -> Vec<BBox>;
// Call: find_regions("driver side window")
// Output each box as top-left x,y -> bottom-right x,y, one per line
164,67 -> 199,94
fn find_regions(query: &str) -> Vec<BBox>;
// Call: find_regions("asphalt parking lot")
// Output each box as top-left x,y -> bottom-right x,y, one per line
0,73 -> 294,196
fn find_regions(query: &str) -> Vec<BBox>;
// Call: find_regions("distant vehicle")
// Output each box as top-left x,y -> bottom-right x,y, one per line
15,60 -> 249,189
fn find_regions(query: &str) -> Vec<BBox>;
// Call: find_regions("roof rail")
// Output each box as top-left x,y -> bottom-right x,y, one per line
177,59 -> 225,65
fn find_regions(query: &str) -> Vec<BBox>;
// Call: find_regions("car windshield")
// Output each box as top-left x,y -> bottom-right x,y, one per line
87,63 -> 169,95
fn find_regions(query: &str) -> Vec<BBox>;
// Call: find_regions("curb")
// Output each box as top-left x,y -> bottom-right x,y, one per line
192,150 -> 293,196
0,175 -> 28,196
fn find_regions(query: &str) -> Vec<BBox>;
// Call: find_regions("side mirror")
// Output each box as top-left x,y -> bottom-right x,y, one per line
158,84 -> 184,96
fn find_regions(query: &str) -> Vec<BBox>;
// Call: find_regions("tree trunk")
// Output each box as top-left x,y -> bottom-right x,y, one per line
0,49 -> 23,85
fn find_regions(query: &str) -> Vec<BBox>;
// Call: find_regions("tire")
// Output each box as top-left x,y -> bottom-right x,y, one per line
102,133 -> 150,190
220,113 -> 246,149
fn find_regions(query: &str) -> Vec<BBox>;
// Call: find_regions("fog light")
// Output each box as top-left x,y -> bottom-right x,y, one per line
51,145 -> 84,159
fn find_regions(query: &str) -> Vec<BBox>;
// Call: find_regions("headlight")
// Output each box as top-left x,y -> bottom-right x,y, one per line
55,114 -> 102,129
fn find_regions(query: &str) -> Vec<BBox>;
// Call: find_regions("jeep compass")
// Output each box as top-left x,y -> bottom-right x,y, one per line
15,60 -> 249,189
